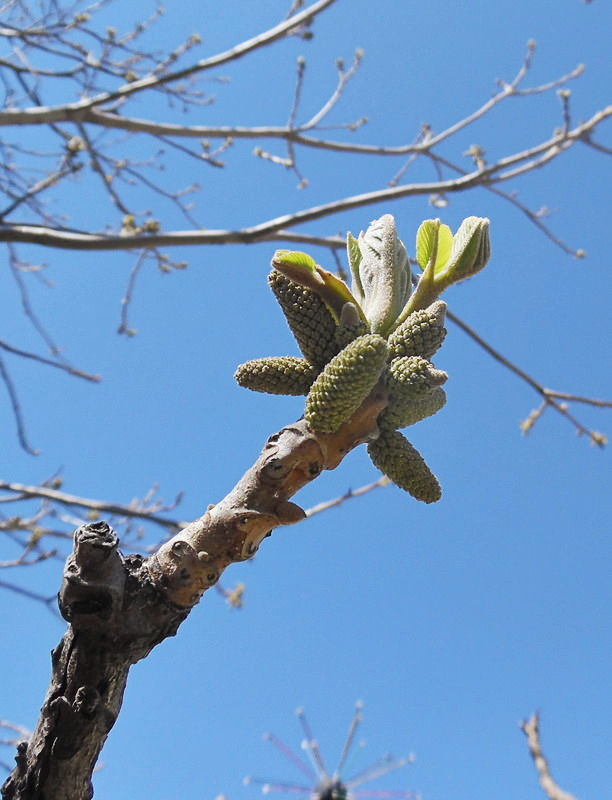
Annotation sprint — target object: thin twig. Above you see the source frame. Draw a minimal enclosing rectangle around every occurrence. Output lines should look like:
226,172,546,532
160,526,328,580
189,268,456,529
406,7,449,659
0,579,59,615
0,721,30,740
0,549,57,568
304,476,390,517
0,480,185,530
521,714,579,800
7,243,74,364
0,339,100,382
117,250,147,336
0,351,39,455
301,49,364,130
1,106,609,251
0,159,76,218
447,310,608,445
544,390,612,407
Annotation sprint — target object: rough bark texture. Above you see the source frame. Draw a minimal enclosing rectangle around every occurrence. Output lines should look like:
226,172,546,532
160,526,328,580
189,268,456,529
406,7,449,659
2,384,388,800
2,523,189,800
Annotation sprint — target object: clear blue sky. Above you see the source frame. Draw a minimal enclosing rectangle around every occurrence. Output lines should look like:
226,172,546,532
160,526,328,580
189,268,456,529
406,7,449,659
1,1,610,799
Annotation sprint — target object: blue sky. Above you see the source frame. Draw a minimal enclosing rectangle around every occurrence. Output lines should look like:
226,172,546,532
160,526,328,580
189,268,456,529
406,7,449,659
1,1,610,799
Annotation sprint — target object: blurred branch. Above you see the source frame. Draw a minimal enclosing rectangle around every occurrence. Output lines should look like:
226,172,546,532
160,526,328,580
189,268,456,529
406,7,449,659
0,480,186,531
521,714,580,800
0,339,100,382
0,579,58,614
0,351,39,456
0,720,31,766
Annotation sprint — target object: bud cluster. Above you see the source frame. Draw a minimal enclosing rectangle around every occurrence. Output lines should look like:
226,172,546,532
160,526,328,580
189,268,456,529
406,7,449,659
234,214,491,503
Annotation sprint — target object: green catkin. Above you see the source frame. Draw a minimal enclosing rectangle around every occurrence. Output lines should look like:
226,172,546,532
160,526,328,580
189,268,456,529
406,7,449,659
234,356,317,396
305,334,388,432
367,429,441,503
268,270,339,369
379,386,447,431
334,319,370,350
388,301,447,359
386,356,448,400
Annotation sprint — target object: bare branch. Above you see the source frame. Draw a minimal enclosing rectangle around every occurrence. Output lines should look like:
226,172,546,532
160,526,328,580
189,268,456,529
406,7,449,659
544,390,612,408
117,250,147,336
8,243,76,365
0,480,185,531
301,48,364,130
0,105,608,253
0,339,100,382
304,476,390,517
0,579,58,613
0,0,340,124
0,549,57,568
447,311,609,445
521,714,580,800
0,351,39,456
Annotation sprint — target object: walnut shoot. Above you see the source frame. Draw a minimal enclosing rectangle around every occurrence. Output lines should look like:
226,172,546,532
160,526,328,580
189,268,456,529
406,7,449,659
235,214,492,502
271,249,366,324
404,216,491,317
348,213,412,336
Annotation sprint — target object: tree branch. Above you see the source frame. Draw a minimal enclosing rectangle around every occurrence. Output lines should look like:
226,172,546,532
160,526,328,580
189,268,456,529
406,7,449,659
1,106,609,252
1,378,388,797
0,481,185,531
0,0,339,127
521,714,580,800
447,310,609,445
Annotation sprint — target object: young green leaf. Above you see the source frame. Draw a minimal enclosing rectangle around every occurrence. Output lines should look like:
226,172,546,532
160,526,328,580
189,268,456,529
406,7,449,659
272,249,318,272
435,217,490,285
415,219,452,272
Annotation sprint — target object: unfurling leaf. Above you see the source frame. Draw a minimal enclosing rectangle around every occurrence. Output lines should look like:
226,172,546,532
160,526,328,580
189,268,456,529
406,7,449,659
271,251,365,323
415,219,452,273
271,249,318,275
352,214,411,335
435,216,490,285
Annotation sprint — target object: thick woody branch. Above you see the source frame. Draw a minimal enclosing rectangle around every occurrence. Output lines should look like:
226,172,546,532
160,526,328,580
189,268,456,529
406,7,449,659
1,523,189,800
1,384,387,796
148,384,388,607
